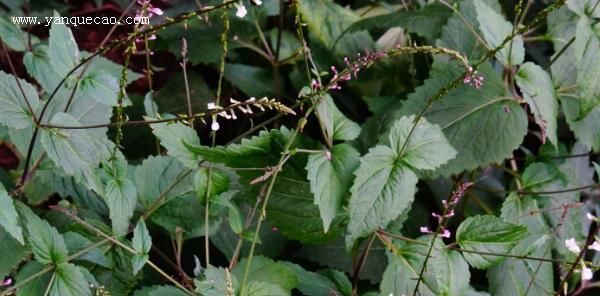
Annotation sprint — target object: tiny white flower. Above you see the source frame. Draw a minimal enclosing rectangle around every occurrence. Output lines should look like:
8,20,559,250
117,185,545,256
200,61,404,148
586,212,596,221
582,266,593,280
207,102,217,109
235,3,247,18
211,120,220,131
565,238,581,253
590,241,600,252
252,0,262,5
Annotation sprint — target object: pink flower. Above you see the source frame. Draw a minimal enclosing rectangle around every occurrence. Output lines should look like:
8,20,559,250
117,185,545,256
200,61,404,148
149,7,163,16
586,212,596,221
325,151,332,161
589,241,600,252
420,226,432,234
1,277,12,287
463,66,484,89
582,265,593,281
565,238,581,253
440,229,451,238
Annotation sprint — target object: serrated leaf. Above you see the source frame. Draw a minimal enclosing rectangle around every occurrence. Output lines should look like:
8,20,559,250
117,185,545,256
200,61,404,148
347,115,454,242
306,144,360,232
150,121,202,168
105,179,137,237
456,215,528,269
245,281,290,296
515,62,559,146
15,261,53,296
23,45,65,91
135,156,195,210
347,3,452,40
561,95,600,151
396,60,528,176
0,70,39,129
49,263,92,296
0,227,30,278
64,232,111,268
566,0,600,17
232,256,298,292
0,17,39,51
315,94,361,144
134,285,190,296
79,69,119,106
0,184,24,244
574,16,600,114
25,212,69,264
283,263,348,296
380,237,470,296
195,265,236,296
48,11,80,77
224,64,276,97
296,0,373,56
474,1,524,66
488,193,554,296
132,219,151,275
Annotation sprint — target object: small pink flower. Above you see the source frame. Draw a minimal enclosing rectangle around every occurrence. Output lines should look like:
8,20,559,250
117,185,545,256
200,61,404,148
589,241,600,252
440,229,451,238
271,227,278,232
1,277,12,287
149,7,163,16
420,226,432,234
325,151,332,161
586,212,596,221
565,238,581,253
582,266,593,281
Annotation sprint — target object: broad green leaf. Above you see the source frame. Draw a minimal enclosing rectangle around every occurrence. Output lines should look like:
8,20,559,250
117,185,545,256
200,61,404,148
387,115,457,171
64,232,112,268
195,265,236,296
347,146,418,242
152,194,216,238
79,69,119,106
548,6,579,88
315,94,361,144
346,3,452,40
0,227,29,278
0,184,24,244
306,144,360,232
49,263,92,296
0,70,39,129
283,263,348,296
41,113,108,194
25,212,69,264
297,0,373,56
474,1,524,66
48,11,80,77
456,215,528,269
515,62,558,146
574,16,600,114
244,281,290,296
135,156,195,210
151,121,202,168
132,219,152,275
15,261,53,296
232,256,298,292
438,0,501,59
0,17,39,51
396,60,528,176
135,285,191,296
566,0,600,17
105,178,137,237
561,95,600,151
488,193,554,296
380,237,470,296
347,115,454,242
23,45,63,91
224,64,276,97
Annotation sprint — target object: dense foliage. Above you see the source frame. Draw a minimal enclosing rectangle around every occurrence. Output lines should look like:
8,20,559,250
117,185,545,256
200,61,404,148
1,0,600,295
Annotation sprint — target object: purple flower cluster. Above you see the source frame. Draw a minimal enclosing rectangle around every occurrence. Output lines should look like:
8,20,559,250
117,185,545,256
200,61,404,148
420,182,474,238
134,1,164,46
328,51,388,90
463,66,484,89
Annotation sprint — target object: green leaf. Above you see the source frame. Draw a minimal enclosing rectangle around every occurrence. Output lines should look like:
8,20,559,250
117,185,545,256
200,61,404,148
135,285,191,296
15,261,53,296
566,0,600,17
23,45,63,91
0,17,39,51
232,256,298,292
135,156,195,210
346,4,452,40
474,1,524,66
105,178,137,237
488,193,554,296
515,62,559,146
40,113,108,194
244,281,290,296
438,0,501,59
49,263,92,296
48,11,80,77
380,237,470,296
561,95,600,151
387,115,457,171
315,94,361,144
78,69,119,106
456,215,528,269
132,219,152,275
296,0,373,56
150,121,202,168
64,232,111,268
283,263,348,296
25,212,69,264
223,64,276,97
396,60,528,176
347,115,454,242
0,184,24,244
0,227,30,278
306,144,360,232
195,265,236,296
574,16,600,114
0,70,39,129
